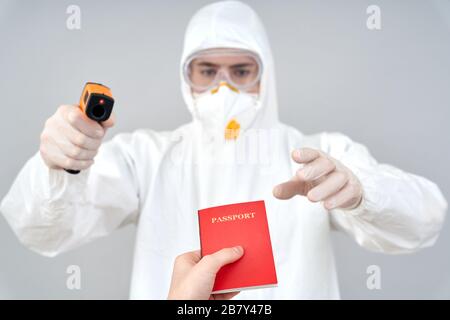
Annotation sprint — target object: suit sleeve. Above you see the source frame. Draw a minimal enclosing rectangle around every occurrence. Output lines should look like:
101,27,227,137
0,133,140,257
325,133,448,254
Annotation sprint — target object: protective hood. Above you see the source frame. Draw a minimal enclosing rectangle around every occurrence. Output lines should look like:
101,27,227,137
180,0,279,130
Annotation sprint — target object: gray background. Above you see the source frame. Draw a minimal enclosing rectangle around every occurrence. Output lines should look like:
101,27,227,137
0,0,449,299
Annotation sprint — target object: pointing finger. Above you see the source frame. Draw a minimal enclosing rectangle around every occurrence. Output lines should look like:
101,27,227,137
273,178,305,200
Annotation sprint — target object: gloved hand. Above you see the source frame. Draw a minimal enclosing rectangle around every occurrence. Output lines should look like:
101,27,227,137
273,148,363,210
39,105,115,171
168,246,244,300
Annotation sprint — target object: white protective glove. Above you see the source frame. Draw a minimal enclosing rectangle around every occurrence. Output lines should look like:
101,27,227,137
39,105,115,171
273,148,363,210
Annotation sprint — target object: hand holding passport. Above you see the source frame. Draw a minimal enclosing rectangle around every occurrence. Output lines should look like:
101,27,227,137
169,200,277,300
168,246,245,300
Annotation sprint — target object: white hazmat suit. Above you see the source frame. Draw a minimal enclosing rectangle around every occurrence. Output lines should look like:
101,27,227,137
1,1,447,299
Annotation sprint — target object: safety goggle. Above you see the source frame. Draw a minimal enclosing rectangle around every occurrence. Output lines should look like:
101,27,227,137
183,48,263,93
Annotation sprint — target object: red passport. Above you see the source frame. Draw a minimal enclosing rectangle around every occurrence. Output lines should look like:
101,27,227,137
198,200,278,294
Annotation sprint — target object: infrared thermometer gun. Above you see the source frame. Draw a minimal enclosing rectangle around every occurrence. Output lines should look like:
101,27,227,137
65,82,115,174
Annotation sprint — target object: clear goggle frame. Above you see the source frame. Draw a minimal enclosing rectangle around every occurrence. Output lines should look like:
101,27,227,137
183,48,263,93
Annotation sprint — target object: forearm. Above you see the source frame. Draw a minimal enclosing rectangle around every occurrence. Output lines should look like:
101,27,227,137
1,134,140,256
331,163,448,253
1,152,79,256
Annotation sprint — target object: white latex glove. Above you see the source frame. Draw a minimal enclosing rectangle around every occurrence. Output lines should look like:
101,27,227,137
168,247,244,300
39,105,115,171
273,148,363,210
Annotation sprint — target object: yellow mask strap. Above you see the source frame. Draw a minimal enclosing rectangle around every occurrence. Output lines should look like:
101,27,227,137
211,82,240,95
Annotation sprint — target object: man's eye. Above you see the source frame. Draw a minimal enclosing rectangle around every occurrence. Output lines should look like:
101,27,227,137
234,69,251,77
200,69,217,77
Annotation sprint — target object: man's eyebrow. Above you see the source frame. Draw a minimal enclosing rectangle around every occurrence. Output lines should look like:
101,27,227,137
195,62,220,67
194,62,256,68
230,63,255,68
